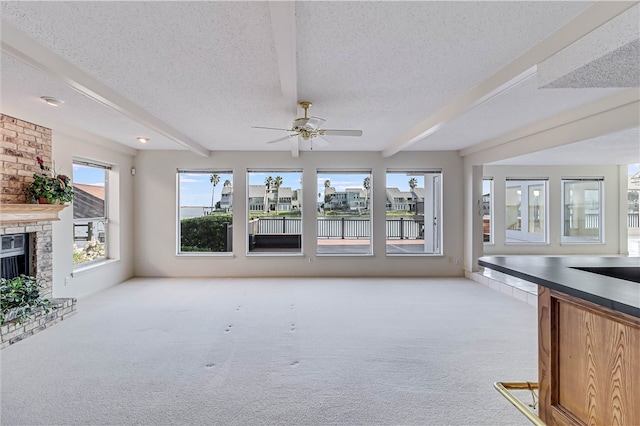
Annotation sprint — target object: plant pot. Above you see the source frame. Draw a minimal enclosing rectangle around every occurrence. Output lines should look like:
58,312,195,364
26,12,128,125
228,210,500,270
38,197,60,205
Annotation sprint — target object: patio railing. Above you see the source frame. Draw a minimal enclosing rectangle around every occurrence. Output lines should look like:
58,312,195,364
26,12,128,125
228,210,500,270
248,217,423,239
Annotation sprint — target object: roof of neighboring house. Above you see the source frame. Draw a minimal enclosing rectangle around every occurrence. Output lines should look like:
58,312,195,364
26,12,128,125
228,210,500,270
386,188,412,200
74,183,105,200
277,187,293,198
221,186,232,195
73,184,105,219
248,185,265,198
325,187,336,195
412,188,425,200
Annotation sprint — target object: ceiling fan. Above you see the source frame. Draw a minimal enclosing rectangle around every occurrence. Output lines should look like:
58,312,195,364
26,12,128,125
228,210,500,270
253,102,363,147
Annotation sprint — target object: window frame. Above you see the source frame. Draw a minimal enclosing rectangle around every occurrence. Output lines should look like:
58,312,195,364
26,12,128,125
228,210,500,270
72,159,111,268
483,178,494,245
316,169,373,257
561,178,604,244
176,169,234,256
246,169,303,256
504,179,549,244
385,169,443,256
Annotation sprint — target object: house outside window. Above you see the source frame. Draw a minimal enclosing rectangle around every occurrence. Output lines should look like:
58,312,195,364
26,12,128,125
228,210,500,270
247,170,302,254
177,170,233,254
72,160,110,266
562,179,603,243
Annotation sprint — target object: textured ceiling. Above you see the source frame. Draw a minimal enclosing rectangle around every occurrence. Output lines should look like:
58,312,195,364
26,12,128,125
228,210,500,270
0,1,637,163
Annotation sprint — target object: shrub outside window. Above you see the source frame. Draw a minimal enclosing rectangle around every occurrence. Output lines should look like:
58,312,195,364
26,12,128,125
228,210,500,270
178,170,233,254
73,161,109,266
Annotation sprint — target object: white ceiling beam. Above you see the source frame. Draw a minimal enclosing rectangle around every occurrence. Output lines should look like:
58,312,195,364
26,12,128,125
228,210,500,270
461,89,640,166
269,1,298,116
269,1,298,158
381,0,639,158
460,88,640,158
1,20,210,157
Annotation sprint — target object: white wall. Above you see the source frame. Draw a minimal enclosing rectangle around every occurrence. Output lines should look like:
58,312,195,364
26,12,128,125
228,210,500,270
133,150,465,277
52,132,136,298
482,165,625,255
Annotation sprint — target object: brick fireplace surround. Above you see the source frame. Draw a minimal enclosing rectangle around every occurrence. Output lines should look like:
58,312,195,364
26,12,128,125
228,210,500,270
1,114,76,349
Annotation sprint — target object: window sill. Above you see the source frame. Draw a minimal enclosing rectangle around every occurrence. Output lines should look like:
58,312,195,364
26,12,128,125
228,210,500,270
246,252,304,257
385,253,443,257
176,252,235,258
72,258,119,276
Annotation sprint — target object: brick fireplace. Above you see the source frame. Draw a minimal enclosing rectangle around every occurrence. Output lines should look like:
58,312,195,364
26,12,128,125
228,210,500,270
1,114,76,349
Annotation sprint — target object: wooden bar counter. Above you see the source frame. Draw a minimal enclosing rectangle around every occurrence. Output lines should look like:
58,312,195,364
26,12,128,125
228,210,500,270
478,256,640,426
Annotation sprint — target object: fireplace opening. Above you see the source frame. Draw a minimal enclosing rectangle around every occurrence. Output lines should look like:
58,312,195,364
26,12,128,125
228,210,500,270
1,233,31,280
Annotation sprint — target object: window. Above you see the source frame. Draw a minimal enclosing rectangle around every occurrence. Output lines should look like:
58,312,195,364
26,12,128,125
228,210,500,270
177,170,233,254
72,160,109,266
317,170,372,255
483,178,493,244
247,170,302,254
505,179,547,243
562,179,603,243
386,170,442,255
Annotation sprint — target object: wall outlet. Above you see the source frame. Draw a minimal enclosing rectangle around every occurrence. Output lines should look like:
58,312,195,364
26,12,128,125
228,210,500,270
64,277,70,286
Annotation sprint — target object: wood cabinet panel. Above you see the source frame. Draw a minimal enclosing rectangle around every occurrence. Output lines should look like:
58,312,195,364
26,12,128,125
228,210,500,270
539,287,640,426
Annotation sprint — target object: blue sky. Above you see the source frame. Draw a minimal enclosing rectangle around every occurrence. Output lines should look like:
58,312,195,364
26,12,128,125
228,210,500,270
74,164,640,207
72,164,105,186
174,171,426,207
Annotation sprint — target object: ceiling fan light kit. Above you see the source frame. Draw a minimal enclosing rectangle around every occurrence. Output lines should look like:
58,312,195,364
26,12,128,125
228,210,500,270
254,101,363,147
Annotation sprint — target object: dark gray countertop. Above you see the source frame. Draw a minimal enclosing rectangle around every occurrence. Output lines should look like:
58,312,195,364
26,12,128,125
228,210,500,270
478,256,640,318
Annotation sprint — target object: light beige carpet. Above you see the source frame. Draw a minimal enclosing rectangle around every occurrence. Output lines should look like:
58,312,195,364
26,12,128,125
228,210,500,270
1,277,537,425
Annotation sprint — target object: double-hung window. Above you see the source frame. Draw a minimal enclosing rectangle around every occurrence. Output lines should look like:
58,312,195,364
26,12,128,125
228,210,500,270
72,160,110,266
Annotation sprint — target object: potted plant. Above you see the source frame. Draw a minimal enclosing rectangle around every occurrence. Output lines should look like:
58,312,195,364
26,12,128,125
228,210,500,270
0,275,52,325
24,156,74,204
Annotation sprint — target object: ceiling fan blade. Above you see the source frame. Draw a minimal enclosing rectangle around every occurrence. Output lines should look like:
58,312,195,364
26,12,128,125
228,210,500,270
266,134,298,144
253,126,294,131
322,129,363,137
305,116,326,130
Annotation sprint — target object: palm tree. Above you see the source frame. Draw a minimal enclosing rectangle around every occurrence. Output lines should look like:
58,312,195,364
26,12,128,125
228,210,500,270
223,179,231,188
363,176,371,210
409,177,418,192
409,177,419,212
210,173,220,210
324,179,331,209
264,176,273,213
273,176,283,214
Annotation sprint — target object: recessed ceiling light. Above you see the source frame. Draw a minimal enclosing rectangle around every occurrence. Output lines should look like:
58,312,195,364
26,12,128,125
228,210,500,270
137,137,150,144
40,96,64,107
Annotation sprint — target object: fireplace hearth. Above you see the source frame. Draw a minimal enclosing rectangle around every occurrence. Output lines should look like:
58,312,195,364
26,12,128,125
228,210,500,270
1,222,76,349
